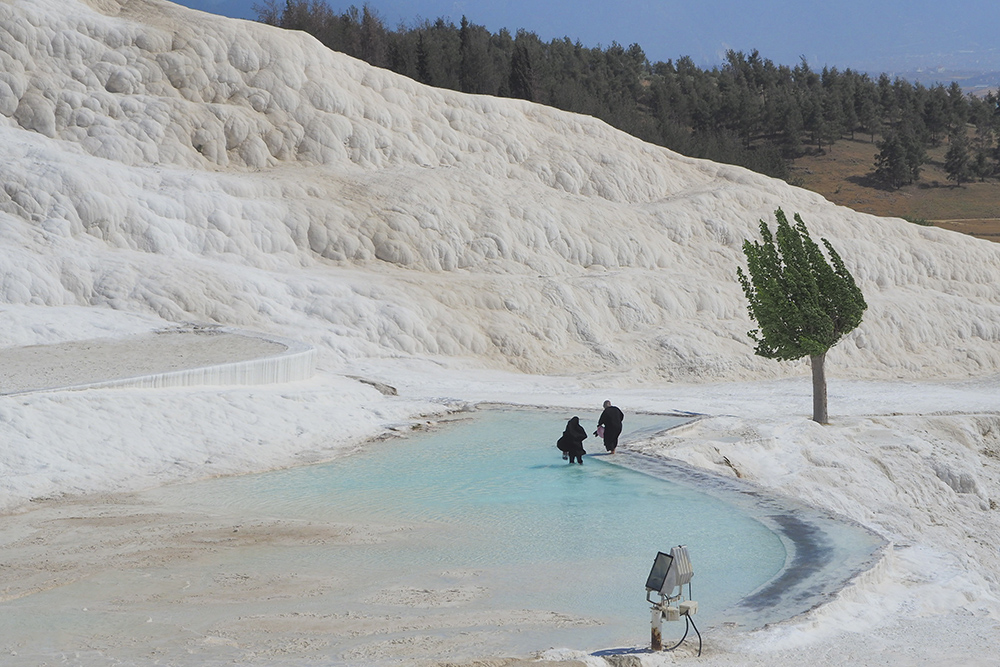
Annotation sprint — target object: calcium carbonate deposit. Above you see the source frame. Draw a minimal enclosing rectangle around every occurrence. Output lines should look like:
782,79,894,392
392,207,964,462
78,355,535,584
1,1,999,666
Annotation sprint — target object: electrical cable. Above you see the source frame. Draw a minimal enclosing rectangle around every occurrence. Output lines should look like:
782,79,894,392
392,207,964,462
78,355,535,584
664,611,702,656
688,612,702,656
665,616,690,652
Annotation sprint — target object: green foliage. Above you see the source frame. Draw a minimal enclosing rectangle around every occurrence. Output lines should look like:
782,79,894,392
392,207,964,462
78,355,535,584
873,134,910,189
253,2,1000,185
944,128,972,185
874,132,924,189
508,42,534,101
737,209,867,361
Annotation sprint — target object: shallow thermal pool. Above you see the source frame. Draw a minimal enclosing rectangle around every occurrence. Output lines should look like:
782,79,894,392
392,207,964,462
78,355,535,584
182,408,784,636
2,406,883,664
156,406,882,650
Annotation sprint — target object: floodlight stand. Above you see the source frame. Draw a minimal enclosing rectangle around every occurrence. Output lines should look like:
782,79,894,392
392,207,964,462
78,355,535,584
646,589,668,651
651,603,663,651
645,546,699,654
647,588,698,653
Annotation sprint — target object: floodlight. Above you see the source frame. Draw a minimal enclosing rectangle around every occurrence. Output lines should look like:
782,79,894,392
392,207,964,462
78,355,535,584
645,545,693,597
644,545,700,655
645,551,673,593
662,545,693,597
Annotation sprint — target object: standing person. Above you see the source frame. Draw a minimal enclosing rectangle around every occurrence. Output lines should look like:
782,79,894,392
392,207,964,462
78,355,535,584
597,400,624,454
559,416,588,464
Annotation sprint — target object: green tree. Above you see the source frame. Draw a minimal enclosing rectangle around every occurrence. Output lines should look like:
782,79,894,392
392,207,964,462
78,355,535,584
901,131,927,182
458,16,493,94
415,32,432,84
820,66,847,147
923,84,950,143
873,132,924,188
971,148,990,181
944,127,971,185
947,81,969,132
873,133,910,188
508,42,534,100
856,82,882,142
775,90,804,154
737,209,867,423
358,5,388,67
252,2,984,186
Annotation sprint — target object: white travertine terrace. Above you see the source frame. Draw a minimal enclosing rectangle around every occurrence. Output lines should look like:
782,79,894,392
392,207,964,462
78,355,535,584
2,1,1000,665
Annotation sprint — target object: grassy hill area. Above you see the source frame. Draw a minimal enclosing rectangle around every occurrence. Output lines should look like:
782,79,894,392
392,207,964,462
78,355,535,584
791,138,1000,242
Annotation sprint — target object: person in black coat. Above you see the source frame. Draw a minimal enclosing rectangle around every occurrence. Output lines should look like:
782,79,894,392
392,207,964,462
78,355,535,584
557,416,588,464
597,400,624,453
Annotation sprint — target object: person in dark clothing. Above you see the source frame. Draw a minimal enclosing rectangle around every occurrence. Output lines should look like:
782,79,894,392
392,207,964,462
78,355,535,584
558,416,588,464
597,400,624,453
556,427,570,459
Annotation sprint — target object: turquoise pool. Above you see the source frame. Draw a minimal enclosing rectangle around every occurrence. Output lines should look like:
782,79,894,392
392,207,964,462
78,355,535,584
151,406,826,651
0,406,884,662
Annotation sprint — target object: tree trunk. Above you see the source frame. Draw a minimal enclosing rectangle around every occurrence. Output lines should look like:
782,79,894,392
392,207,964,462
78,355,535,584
810,352,828,423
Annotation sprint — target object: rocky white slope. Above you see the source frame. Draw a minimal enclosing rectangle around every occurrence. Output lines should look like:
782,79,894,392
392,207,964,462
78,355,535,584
2,0,999,383
2,2,1000,665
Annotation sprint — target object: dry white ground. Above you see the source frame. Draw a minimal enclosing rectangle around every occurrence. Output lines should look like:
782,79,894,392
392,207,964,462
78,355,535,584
0,328,285,394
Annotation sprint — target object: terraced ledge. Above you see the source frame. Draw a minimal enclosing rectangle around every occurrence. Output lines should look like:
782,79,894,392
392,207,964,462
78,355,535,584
0,326,316,396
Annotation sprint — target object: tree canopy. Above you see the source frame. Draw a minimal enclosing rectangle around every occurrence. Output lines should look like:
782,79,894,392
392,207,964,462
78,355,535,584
254,1,1000,186
737,209,867,422
944,127,972,185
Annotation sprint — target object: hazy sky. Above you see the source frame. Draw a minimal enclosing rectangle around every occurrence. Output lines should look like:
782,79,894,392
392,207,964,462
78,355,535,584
173,0,1000,73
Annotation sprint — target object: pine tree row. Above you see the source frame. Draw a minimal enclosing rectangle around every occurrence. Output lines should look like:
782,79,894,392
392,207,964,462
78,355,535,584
255,1,1000,187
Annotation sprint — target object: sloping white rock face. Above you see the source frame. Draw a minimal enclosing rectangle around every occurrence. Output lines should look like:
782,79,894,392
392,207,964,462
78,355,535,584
2,0,999,380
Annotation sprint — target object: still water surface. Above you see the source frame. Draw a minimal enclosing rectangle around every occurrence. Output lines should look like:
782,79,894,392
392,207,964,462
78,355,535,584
160,407,788,647
1,407,883,662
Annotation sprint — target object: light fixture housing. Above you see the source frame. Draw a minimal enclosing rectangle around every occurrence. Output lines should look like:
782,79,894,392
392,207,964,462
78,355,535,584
645,545,693,597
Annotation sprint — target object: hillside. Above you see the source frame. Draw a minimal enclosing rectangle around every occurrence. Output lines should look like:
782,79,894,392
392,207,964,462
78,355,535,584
793,138,1000,242
1,0,1000,387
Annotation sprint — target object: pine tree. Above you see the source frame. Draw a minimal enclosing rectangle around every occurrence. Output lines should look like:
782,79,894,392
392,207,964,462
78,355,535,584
457,16,497,94
923,85,950,143
944,127,971,186
873,134,910,189
737,209,867,423
947,81,969,132
458,16,476,93
359,5,388,68
850,76,880,143
251,3,986,186
415,32,431,84
508,43,534,101
972,148,990,181
901,131,926,183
